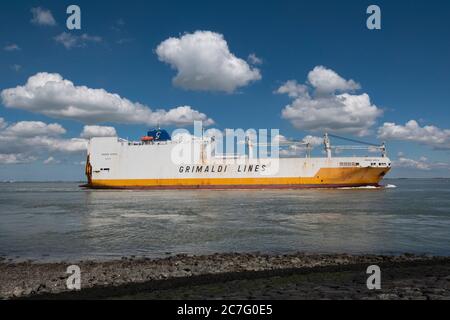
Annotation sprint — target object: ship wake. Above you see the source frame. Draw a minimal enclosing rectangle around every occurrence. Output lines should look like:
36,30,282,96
338,184,397,190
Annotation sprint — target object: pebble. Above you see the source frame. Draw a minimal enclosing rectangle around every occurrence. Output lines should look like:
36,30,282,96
1,252,449,300
12,287,24,297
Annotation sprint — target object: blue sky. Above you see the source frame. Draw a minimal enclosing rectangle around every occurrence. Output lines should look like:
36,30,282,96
1,0,449,180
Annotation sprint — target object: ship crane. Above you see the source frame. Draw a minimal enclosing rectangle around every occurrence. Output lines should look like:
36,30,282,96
326,133,387,158
246,139,314,158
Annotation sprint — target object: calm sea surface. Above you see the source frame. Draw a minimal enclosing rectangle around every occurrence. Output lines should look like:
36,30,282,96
0,179,449,262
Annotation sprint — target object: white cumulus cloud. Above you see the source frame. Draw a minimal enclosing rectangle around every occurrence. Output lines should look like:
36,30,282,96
0,154,37,165
378,120,450,150
1,72,214,126
395,157,431,170
0,118,87,165
156,31,261,93
307,66,360,94
0,118,7,129
43,156,61,165
394,156,449,171
54,32,102,49
80,125,117,138
277,66,382,136
3,121,66,137
302,135,323,146
275,80,308,98
4,44,21,51
248,53,263,65
30,7,56,26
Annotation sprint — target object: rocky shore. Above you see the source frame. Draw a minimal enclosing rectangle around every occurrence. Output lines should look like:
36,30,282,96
1,253,449,300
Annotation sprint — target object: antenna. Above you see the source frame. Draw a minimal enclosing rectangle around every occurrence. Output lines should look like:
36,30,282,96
202,121,204,140
324,132,332,158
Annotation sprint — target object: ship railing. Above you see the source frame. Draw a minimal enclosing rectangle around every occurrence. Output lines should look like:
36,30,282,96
125,140,175,146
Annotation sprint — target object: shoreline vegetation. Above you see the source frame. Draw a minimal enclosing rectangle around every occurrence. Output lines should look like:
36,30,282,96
1,252,449,300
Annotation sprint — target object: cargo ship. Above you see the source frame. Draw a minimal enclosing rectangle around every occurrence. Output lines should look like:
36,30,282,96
84,129,391,189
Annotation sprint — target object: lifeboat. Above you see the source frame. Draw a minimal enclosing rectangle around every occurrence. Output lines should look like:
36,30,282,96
141,136,154,143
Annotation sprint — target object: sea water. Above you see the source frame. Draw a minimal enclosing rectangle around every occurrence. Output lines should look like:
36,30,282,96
0,179,449,261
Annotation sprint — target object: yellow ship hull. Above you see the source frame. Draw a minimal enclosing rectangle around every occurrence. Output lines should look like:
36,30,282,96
87,167,390,189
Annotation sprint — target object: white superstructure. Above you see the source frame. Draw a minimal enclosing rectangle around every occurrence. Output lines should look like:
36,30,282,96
85,131,391,189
